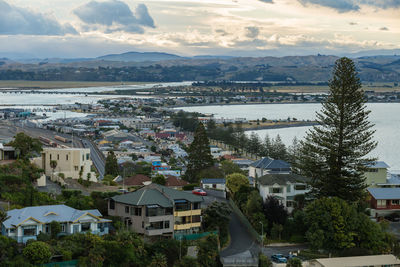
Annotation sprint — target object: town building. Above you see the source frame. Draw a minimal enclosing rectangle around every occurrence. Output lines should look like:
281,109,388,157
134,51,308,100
308,254,400,267
367,187,400,218
0,143,16,160
201,178,226,191
365,161,390,186
108,184,203,237
257,173,310,212
1,205,110,243
34,147,97,182
249,157,291,178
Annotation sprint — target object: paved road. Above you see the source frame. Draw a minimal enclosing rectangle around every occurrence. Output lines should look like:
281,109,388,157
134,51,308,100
262,245,308,258
220,212,258,257
82,139,105,179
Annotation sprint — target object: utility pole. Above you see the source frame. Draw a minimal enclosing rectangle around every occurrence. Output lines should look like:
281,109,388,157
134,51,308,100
259,221,264,249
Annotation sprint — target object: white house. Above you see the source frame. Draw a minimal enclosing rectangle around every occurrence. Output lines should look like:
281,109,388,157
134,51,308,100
249,157,291,178
201,178,226,191
257,173,310,212
1,205,111,243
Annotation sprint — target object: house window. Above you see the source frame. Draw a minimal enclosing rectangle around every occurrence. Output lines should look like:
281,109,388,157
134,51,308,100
164,221,170,229
192,215,201,223
9,228,16,234
377,200,386,208
125,206,129,213
286,185,291,193
135,207,142,216
271,187,282,194
294,185,306,191
45,224,50,233
368,168,378,173
66,155,68,161
193,202,200,210
142,222,144,228
50,154,52,160
392,200,400,205
61,224,66,232
74,166,79,171
57,154,59,160
86,153,90,160
23,226,36,236
81,223,91,232
73,225,79,233
109,199,115,210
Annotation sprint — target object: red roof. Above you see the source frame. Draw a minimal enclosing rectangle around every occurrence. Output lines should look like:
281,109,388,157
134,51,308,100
120,174,151,186
165,176,188,187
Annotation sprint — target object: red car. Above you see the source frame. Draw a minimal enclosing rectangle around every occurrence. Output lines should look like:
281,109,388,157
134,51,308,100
192,189,207,196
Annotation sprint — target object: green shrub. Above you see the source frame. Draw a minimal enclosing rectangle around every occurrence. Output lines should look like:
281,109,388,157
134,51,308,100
183,184,197,191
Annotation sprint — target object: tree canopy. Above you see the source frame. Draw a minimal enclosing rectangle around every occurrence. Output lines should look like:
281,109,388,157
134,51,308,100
185,123,214,183
9,132,42,161
226,173,249,195
105,151,119,177
297,57,377,202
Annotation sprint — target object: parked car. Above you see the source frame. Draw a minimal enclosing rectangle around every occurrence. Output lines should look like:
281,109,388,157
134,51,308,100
192,189,207,196
384,213,400,222
271,254,287,263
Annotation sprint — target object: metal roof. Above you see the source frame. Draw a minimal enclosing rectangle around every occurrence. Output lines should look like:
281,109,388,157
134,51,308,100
3,204,109,229
250,157,291,170
367,161,390,169
201,178,226,184
368,188,400,200
112,184,203,207
258,173,309,186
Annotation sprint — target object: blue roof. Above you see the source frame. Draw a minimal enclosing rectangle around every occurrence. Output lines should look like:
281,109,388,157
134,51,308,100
367,161,390,169
3,204,109,229
368,188,400,200
201,178,226,184
250,157,291,170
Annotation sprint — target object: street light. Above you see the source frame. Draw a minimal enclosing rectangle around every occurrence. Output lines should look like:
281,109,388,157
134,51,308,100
259,221,264,248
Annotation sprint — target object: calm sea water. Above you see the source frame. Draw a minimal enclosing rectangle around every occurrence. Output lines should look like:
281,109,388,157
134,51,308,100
179,103,400,170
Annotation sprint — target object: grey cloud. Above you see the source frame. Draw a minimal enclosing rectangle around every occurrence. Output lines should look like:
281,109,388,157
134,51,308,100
298,0,400,12
349,22,357,25
246,27,260,38
380,27,389,31
74,0,155,33
298,0,360,12
259,0,274,3
0,0,77,35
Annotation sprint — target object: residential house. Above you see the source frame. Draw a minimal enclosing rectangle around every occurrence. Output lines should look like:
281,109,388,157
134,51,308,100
257,173,310,212
367,188,400,218
108,184,203,237
249,157,291,178
365,161,390,187
308,254,400,267
34,147,97,182
201,178,226,191
120,174,152,187
1,205,110,243
165,176,188,189
0,143,16,160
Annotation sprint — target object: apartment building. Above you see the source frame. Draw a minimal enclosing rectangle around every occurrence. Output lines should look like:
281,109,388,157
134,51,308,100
38,147,97,182
108,184,203,237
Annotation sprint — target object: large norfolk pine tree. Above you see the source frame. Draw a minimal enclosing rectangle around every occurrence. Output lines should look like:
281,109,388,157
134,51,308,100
298,57,377,202
185,123,214,183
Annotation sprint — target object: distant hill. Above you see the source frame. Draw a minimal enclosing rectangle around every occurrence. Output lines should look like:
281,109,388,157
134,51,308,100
97,51,183,62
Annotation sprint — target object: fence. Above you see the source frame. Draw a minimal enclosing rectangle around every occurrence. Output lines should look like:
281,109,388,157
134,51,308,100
174,230,218,241
228,199,261,243
43,260,78,267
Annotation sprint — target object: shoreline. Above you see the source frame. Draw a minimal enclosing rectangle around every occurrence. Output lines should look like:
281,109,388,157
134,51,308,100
242,121,317,131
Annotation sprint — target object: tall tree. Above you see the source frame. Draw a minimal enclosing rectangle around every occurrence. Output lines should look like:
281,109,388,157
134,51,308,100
185,123,214,183
105,151,119,177
297,57,377,202
9,132,42,161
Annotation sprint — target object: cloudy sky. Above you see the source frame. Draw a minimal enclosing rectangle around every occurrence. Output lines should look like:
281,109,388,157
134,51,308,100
0,0,399,58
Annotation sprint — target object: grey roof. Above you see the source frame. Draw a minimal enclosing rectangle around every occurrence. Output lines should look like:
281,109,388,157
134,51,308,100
112,184,203,207
367,161,390,169
368,188,400,200
201,178,226,184
3,204,109,229
258,173,310,186
250,157,291,170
